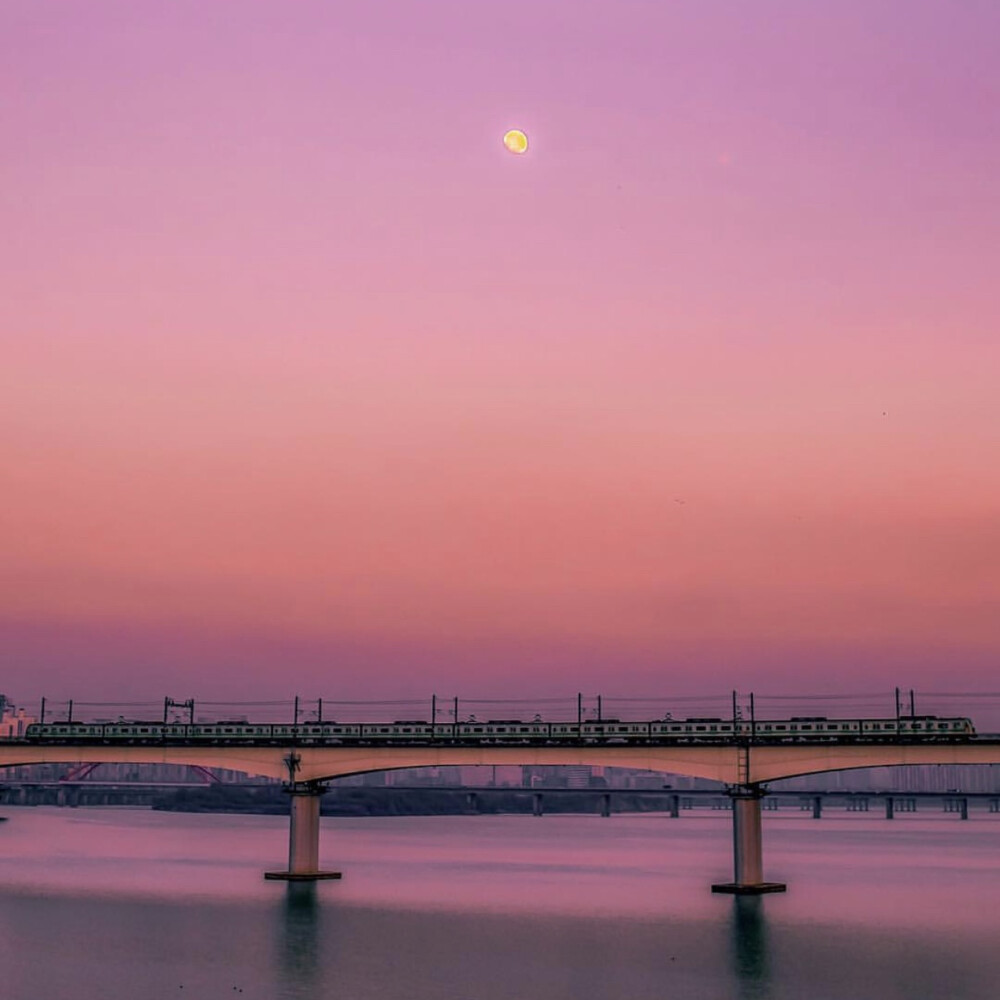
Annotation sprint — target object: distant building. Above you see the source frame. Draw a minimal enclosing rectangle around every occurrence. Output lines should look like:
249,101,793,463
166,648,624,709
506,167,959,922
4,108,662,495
0,705,35,738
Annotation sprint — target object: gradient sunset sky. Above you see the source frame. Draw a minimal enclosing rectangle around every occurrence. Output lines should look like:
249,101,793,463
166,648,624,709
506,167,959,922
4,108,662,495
3,2,999,701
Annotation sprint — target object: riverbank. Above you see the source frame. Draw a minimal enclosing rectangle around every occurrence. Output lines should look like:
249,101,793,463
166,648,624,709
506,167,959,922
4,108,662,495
152,785,678,816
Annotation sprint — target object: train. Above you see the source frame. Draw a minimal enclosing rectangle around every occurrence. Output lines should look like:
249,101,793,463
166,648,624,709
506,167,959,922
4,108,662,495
20,715,976,745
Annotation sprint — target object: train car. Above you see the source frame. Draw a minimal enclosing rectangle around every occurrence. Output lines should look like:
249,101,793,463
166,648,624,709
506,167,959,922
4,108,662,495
898,716,973,739
456,720,550,743
21,721,105,743
356,721,433,742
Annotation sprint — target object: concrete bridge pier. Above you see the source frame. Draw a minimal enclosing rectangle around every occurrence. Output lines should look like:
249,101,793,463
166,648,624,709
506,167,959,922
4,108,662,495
712,785,786,896
265,782,341,882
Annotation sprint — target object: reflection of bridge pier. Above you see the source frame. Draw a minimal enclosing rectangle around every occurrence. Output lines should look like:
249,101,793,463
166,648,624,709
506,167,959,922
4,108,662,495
729,895,772,999
278,881,322,993
713,784,786,895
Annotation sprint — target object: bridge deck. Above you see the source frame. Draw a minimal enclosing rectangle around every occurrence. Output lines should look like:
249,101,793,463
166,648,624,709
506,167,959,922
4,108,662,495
4,737,1000,785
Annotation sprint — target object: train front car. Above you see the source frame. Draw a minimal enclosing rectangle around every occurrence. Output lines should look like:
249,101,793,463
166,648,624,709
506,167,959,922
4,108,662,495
898,716,976,741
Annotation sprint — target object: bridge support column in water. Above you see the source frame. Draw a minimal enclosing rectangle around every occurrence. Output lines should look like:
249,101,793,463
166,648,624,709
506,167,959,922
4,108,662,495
265,781,342,882
712,784,786,895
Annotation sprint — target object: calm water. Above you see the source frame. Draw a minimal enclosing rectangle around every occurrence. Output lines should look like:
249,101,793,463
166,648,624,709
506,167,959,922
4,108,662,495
2,806,1000,999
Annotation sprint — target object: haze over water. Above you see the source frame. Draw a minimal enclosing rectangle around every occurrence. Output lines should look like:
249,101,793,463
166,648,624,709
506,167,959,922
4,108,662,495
3,807,1000,1000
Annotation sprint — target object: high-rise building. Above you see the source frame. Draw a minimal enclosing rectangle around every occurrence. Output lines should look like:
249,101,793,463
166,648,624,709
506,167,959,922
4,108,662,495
0,704,35,738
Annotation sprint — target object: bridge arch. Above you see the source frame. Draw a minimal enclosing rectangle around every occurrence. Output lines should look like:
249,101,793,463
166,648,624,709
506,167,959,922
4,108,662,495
5,741,1000,788
746,743,1000,784
0,743,742,785
0,746,291,782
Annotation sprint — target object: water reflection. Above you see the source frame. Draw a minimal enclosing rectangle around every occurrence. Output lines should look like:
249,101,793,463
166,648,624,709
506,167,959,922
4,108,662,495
278,883,321,997
729,897,771,1000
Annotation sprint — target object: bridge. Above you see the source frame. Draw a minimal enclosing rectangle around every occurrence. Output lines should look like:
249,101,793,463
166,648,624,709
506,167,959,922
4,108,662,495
5,733,1000,893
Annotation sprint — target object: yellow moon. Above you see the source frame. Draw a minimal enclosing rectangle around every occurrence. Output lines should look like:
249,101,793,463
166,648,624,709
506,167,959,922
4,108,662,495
503,129,528,154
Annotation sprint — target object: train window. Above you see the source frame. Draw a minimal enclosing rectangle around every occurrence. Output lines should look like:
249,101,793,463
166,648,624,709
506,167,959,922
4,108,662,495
670,726,682,732
801,725,812,731
695,725,706,732
763,725,772,731
775,725,786,731
473,727,483,733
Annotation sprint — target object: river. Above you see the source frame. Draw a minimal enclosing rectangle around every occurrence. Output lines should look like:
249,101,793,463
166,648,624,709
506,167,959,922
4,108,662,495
1,806,999,999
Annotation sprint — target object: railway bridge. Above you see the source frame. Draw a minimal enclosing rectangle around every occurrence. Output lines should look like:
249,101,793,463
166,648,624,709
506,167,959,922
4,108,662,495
5,737,1000,893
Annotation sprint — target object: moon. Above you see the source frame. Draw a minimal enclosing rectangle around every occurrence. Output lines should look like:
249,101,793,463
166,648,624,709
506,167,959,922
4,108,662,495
503,129,528,155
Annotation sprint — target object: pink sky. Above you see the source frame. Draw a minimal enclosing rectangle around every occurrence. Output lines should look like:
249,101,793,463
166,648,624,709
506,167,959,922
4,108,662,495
3,2,999,701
